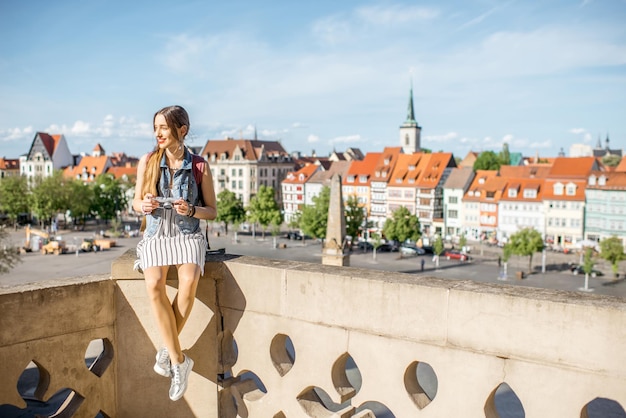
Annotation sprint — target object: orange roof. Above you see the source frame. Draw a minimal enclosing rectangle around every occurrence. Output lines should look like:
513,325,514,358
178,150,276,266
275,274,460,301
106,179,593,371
615,156,626,173
343,152,380,186
500,178,545,202
548,157,598,179
587,171,626,190
64,155,110,181
283,164,319,184
106,166,137,180
499,165,550,178
389,153,423,186
371,147,402,182
464,170,499,201
415,152,454,188
542,179,586,200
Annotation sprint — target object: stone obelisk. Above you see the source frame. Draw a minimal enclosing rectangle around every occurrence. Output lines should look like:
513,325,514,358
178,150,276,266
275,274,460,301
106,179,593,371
322,174,350,266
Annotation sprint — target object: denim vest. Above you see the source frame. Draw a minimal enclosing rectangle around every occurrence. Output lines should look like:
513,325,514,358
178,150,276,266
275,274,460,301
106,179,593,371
143,149,201,238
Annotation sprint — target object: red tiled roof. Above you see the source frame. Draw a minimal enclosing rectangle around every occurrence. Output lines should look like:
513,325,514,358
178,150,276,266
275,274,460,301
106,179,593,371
200,139,290,162
283,164,319,184
343,153,380,186
548,157,598,179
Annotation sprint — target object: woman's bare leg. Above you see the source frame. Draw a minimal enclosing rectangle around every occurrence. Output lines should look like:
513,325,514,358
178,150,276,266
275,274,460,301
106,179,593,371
144,265,181,365
170,263,201,363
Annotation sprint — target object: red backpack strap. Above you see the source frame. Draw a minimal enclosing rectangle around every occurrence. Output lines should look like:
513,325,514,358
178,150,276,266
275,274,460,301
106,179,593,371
192,154,205,185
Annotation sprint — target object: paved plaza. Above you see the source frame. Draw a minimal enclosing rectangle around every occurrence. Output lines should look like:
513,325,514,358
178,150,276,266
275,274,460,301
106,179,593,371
2,226,625,299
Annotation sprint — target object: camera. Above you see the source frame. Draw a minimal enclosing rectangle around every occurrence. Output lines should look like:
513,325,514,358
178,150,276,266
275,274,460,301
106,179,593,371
154,196,177,210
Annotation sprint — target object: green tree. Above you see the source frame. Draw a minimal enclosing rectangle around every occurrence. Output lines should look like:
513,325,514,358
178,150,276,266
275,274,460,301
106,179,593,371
599,236,625,277
30,171,67,228
299,186,330,240
458,233,467,250
0,176,30,228
507,228,544,274
216,189,246,235
473,151,501,171
288,211,301,230
247,185,282,238
433,235,444,256
67,180,94,230
499,143,511,166
345,195,365,240
0,226,20,274
91,174,127,223
300,186,330,239
382,206,421,243
602,154,621,167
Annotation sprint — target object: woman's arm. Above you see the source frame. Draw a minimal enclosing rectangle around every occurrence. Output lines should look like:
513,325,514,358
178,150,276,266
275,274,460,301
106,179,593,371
132,154,152,213
193,161,217,220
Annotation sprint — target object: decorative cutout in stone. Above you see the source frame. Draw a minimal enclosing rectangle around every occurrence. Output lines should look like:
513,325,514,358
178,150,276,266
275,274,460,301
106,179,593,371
17,360,49,401
219,370,267,417
218,329,238,371
353,401,396,417
2,387,85,418
84,338,113,377
270,334,295,376
484,382,525,418
581,397,626,418
332,353,362,403
296,386,354,417
273,412,287,418
403,360,438,409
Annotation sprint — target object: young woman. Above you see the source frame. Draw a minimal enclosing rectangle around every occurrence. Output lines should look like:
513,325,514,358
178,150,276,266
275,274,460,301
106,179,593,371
132,105,217,401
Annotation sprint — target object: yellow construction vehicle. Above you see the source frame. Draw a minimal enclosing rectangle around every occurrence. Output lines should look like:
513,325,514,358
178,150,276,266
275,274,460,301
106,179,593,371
22,225,68,255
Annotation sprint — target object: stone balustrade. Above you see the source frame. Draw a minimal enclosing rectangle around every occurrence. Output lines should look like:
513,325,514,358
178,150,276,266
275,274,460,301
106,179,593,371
1,249,625,417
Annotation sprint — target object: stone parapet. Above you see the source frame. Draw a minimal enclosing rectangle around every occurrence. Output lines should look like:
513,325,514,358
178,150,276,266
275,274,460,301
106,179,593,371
0,249,624,417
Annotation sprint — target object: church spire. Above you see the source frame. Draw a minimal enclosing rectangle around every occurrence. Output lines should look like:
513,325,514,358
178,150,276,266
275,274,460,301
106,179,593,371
405,80,417,125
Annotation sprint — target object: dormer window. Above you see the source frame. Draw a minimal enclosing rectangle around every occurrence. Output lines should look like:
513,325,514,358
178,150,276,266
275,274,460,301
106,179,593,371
475,191,481,197
478,177,485,184
468,191,474,197
382,171,388,177
598,175,606,186
359,175,368,183
523,189,537,198
347,175,355,183
384,158,390,165
396,178,402,183
588,175,596,186
554,182,564,195
409,165,416,171
375,171,380,177
566,183,576,196
508,188,517,198
409,178,415,184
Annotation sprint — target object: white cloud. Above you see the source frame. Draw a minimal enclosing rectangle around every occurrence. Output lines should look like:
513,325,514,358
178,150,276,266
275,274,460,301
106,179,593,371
423,132,458,143
329,134,362,144
307,134,319,143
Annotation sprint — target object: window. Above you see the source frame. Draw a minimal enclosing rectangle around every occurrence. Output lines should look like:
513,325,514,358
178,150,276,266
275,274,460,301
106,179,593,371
231,169,236,176
448,209,458,219
449,196,458,204
553,182,564,195
566,183,576,196
508,188,517,198
523,189,537,198
231,180,236,188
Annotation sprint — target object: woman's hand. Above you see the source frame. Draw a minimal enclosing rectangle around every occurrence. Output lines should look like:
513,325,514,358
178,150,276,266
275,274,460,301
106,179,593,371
173,198,193,217
142,193,156,214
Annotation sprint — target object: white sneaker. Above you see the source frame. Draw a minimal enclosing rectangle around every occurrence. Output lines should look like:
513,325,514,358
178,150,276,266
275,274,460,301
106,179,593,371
154,347,171,377
169,354,194,401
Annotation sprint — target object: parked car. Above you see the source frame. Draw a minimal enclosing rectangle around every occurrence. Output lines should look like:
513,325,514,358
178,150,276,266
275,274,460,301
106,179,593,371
285,231,303,240
378,241,399,252
443,250,471,261
400,243,425,256
357,241,374,252
570,265,603,277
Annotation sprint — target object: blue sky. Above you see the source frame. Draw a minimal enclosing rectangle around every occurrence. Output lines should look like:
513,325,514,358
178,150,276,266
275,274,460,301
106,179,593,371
0,0,625,160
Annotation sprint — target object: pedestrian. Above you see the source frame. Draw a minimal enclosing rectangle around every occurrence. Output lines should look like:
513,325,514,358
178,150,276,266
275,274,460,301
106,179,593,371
132,105,217,401
421,258,425,271
498,256,501,267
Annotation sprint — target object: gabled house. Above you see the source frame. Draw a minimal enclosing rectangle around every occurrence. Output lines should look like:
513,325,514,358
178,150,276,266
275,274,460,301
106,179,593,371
414,153,456,236
584,171,626,244
64,155,113,183
306,161,351,206
498,178,546,243
0,157,20,178
387,153,424,216
442,167,475,238
542,157,599,249
462,170,499,240
281,164,320,223
342,153,380,220
370,147,402,228
200,138,294,206
20,132,73,180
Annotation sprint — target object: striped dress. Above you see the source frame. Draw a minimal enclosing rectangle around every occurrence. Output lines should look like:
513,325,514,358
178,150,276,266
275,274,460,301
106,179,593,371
134,207,207,275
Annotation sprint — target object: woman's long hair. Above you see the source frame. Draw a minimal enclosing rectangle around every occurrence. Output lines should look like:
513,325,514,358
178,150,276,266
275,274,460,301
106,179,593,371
141,105,190,197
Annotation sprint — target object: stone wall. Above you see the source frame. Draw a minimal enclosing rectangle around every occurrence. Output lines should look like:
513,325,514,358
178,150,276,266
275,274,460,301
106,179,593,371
1,249,625,417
